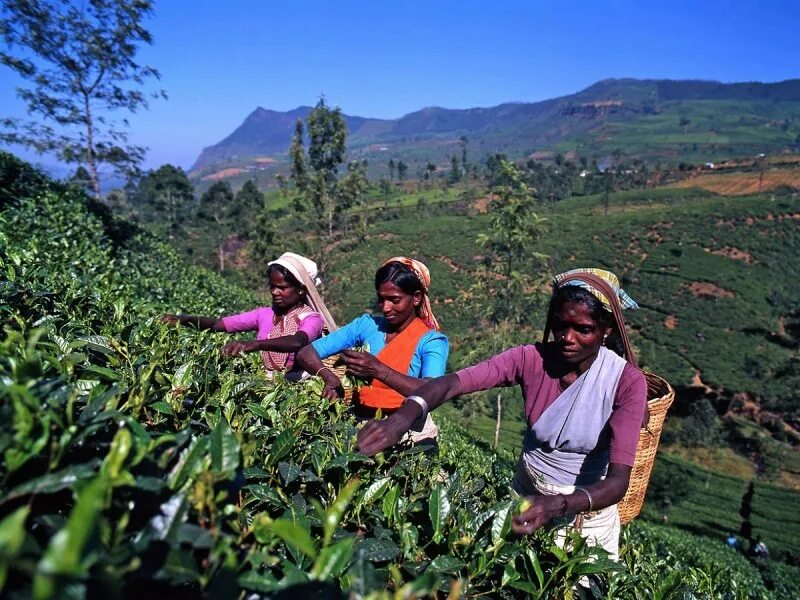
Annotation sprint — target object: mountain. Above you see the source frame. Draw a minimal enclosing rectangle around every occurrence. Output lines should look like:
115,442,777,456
190,78,800,181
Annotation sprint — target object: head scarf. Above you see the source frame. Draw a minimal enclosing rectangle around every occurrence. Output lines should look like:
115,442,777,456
553,268,639,312
548,267,638,366
381,256,440,331
268,252,322,287
268,252,338,332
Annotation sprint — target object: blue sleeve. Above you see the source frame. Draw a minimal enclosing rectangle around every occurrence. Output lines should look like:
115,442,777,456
311,314,373,359
418,331,449,378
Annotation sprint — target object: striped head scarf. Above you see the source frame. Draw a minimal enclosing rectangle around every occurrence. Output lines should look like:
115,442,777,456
553,268,639,312
382,257,441,331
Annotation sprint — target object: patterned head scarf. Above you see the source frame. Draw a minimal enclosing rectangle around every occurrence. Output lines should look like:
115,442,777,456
553,268,639,312
381,257,441,331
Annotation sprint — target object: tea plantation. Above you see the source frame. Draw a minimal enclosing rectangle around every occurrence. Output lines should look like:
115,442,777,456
2,153,799,597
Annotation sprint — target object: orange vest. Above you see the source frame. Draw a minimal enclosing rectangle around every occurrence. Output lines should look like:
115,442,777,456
357,318,431,410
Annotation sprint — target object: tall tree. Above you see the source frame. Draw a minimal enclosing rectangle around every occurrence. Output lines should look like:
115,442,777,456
388,158,396,181
235,179,264,216
448,154,461,184
289,119,307,195
396,160,408,181
474,160,548,447
288,98,348,241
338,159,370,240
135,164,194,239
0,0,164,197
460,135,469,176
197,181,235,272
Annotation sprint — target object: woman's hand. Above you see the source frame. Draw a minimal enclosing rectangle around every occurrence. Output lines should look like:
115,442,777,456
341,349,389,380
511,495,565,535
221,340,258,357
321,370,344,401
357,408,418,455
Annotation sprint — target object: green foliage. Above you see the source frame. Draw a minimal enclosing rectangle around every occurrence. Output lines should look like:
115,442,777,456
4,154,800,597
474,160,548,325
134,164,195,238
290,98,350,241
0,153,610,598
197,181,236,271
0,0,164,196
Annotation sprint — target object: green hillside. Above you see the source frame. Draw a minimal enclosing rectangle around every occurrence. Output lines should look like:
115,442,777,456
190,78,800,185
8,152,800,596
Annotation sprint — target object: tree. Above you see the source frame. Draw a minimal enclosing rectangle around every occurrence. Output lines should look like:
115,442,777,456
288,98,348,241
388,158,396,181
448,154,461,184
235,179,264,216
0,0,164,197
197,181,235,272
135,165,194,239
474,161,548,447
460,135,469,176
289,119,307,194
69,166,93,194
396,160,408,181
338,159,370,240
248,206,281,288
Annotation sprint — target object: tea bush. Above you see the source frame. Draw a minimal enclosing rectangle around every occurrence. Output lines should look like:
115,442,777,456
0,154,792,597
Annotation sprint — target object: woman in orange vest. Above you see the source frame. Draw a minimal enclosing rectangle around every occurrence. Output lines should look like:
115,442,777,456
296,257,448,449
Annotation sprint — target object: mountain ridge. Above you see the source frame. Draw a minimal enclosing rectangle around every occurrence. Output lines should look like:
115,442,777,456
191,77,800,177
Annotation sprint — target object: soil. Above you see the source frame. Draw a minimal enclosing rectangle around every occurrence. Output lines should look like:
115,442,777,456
686,281,736,299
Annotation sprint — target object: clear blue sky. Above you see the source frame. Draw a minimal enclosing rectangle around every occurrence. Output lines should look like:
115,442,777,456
1,0,799,171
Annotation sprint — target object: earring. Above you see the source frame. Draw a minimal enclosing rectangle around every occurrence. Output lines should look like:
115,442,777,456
603,334,609,346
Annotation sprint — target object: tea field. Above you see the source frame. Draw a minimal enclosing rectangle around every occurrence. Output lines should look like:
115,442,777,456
2,152,800,597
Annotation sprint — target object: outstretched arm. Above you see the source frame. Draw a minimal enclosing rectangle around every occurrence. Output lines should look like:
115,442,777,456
162,314,226,331
296,345,343,400
357,374,462,455
511,463,632,535
220,332,310,357
340,349,431,397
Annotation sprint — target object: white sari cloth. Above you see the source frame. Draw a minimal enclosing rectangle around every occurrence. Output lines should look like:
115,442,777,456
514,346,627,559
514,465,621,560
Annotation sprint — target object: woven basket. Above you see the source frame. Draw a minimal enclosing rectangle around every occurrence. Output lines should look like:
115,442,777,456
618,371,675,525
321,354,353,403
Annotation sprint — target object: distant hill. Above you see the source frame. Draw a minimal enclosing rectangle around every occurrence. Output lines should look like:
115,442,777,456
190,78,800,183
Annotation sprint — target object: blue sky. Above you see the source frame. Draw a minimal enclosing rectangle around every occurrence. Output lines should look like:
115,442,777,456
1,0,799,171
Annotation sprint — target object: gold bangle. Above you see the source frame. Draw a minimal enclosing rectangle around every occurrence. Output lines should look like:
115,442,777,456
315,366,331,378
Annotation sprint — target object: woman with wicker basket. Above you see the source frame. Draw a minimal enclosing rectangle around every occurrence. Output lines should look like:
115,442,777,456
357,268,647,559
296,257,448,451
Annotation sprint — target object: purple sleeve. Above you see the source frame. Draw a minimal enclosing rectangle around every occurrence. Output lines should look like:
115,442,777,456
221,307,266,333
297,313,324,342
456,346,532,395
608,364,648,467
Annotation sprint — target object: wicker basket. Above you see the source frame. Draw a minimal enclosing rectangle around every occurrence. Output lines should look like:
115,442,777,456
617,371,675,525
321,354,353,403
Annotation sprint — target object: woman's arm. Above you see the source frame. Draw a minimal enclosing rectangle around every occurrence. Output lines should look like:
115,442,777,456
340,350,427,396
295,345,343,400
161,314,226,331
342,331,449,396
357,346,528,455
221,332,310,357
357,374,462,455
511,463,632,535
